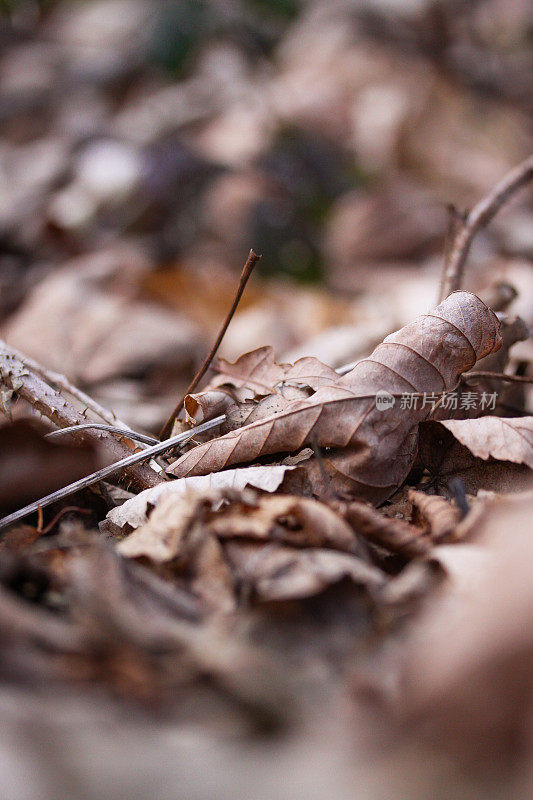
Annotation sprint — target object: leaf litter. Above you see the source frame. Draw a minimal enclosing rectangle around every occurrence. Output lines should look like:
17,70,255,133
0,4,532,796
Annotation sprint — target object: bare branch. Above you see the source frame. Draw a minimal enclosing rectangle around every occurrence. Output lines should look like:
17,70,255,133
0,340,162,490
4,343,131,428
440,155,533,300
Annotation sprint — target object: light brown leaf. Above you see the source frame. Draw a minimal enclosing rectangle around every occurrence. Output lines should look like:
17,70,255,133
206,493,360,553
170,292,502,503
118,489,359,556
184,346,340,429
117,493,235,613
212,346,340,394
418,419,533,496
438,416,533,467
108,464,295,529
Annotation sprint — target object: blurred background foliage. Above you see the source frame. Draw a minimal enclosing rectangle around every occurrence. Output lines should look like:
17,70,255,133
0,0,531,428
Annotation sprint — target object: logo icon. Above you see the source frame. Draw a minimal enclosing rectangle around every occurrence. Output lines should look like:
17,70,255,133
375,390,395,411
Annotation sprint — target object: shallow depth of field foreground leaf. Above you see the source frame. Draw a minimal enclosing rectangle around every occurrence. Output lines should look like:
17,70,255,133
382,493,533,771
170,292,502,503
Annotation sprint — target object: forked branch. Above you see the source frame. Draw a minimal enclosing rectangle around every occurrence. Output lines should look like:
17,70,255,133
440,155,533,300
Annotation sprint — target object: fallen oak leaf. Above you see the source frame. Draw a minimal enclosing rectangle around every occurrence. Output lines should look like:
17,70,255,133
169,292,502,504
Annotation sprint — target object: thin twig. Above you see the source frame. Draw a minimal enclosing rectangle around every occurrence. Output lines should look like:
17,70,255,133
440,155,533,300
463,371,533,385
39,506,92,535
0,415,226,531
442,203,466,284
159,249,261,439
46,423,158,447
0,340,162,490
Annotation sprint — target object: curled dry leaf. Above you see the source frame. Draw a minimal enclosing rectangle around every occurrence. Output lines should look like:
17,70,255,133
206,493,359,553
118,489,373,607
108,464,295,530
118,490,360,556
184,345,339,431
224,542,386,602
118,493,235,613
170,292,502,503
408,489,461,543
343,501,431,558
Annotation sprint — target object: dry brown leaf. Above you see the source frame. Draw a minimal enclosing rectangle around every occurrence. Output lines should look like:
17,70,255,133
419,419,533,496
343,501,430,558
438,416,533,468
185,346,339,430
117,493,235,613
170,292,502,503
118,489,359,555
408,489,461,543
206,493,359,553
212,346,340,395
107,464,295,530
224,541,386,602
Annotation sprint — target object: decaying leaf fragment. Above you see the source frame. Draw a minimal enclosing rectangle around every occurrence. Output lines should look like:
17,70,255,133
118,492,235,613
170,292,502,503
118,490,359,556
343,501,431,558
408,489,461,543
224,541,386,602
117,489,379,605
